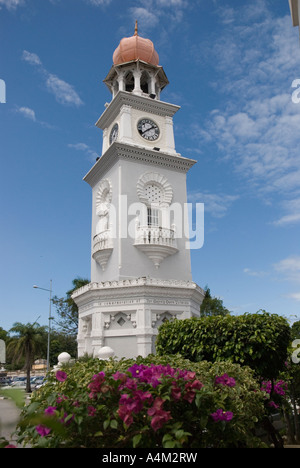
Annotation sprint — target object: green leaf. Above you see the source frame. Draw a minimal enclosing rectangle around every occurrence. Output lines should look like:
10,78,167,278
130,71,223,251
110,419,118,429
163,439,176,448
103,419,110,430
133,434,142,448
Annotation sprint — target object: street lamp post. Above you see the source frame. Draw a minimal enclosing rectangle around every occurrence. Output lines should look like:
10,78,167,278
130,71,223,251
33,280,53,372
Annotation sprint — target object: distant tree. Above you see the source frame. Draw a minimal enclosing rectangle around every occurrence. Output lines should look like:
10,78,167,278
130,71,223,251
200,286,231,317
0,327,9,342
7,322,47,392
49,331,78,365
291,320,300,341
52,277,89,336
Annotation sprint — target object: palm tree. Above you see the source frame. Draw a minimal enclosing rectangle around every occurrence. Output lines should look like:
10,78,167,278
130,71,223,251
8,321,47,393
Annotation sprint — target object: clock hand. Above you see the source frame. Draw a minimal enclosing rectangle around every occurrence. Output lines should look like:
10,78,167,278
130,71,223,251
142,125,156,135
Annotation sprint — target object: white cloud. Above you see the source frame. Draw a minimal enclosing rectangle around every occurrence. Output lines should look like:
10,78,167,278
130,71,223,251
189,191,239,218
22,50,42,66
85,0,112,5
68,143,99,162
273,256,300,304
273,256,300,284
22,50,84,107
195,8,300,225
0,0,24,10
273,198,300,226
16,106,36,121
286,293,300,302
243,268,269,278
130,7,159,29
46,74,83,107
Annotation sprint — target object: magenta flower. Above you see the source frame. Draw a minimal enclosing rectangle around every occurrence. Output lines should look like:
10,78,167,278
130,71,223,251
269,401,279,409
88,372,106,398
215,373,236,387
4,444,17,448
88,406,97,417
147,397,172,431
118,402,134,427
171,384,181,401
211,409,233,422
56,370,67,382
44,406,57,415
36,424,51,437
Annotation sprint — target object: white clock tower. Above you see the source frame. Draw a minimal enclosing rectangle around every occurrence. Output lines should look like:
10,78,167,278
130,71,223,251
72,23,204,359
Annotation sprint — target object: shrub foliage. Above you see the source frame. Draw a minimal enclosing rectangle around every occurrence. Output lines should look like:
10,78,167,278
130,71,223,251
16,355,267,448
156,311,290,380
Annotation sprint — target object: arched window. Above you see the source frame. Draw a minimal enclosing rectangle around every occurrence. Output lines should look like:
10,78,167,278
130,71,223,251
145,183,162,226
140,71,150,94
125,71,134,92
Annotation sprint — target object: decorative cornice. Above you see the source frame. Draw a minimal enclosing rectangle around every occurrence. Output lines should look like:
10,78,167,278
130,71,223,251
72,277,205,304
96,91,180,130
83,142,196,187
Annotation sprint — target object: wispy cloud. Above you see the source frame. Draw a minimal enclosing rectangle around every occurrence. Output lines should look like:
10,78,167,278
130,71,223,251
15,105,55,128
273,198,300,226
22,50,42,66
85,0,112,5
273,255,300,303
16,106,36,121
129,0,188,34
192,4,300,225
189,191,238,218
243,268,269,278
68,143,99,162
0,0,24,10
22,50,83,107
273,256,300,284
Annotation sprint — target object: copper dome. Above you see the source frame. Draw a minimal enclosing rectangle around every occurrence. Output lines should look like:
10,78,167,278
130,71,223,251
113,22,159,67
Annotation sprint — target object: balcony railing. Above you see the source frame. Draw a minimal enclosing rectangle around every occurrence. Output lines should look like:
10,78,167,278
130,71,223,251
134,225,178,268
92,230,113,271
135,226,177,248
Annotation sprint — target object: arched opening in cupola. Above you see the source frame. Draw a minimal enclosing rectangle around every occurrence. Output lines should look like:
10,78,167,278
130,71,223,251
125,71,134,92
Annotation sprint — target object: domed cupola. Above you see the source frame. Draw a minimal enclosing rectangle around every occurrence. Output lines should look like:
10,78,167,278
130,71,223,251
113,21,159,67
103,22,168,100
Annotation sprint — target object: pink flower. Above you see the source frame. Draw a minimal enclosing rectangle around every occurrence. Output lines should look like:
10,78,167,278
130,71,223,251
56,371,67,382
44,406,56,415
88,372,106,398
215,374,236,387
4,444,17,448
171,383,181,401
184,371,196,381
183,379,203,403
56,394,68,404
36,424,51,437
118,404,134,427
147,397,172,431
88,406,96,416
211,409,233,422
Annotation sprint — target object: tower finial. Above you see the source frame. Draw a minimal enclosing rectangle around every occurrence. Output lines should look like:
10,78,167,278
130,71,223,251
134,20,138,36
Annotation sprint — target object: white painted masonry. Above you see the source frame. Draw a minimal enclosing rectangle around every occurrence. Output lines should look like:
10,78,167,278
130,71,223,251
72,29,204,359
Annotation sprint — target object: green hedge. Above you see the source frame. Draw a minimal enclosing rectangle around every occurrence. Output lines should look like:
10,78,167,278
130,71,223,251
156,312,290,380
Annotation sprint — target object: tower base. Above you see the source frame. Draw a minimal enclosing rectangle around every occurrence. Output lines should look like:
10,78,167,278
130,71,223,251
72,277,204,359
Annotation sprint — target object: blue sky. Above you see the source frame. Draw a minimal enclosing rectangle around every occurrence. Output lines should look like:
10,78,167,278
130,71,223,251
1,0,300,332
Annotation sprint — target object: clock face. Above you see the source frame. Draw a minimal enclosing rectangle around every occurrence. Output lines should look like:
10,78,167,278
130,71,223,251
109,123,118,145
137,118,160,141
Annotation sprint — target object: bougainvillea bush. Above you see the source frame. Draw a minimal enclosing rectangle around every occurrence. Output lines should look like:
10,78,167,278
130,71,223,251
15,355,268,448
